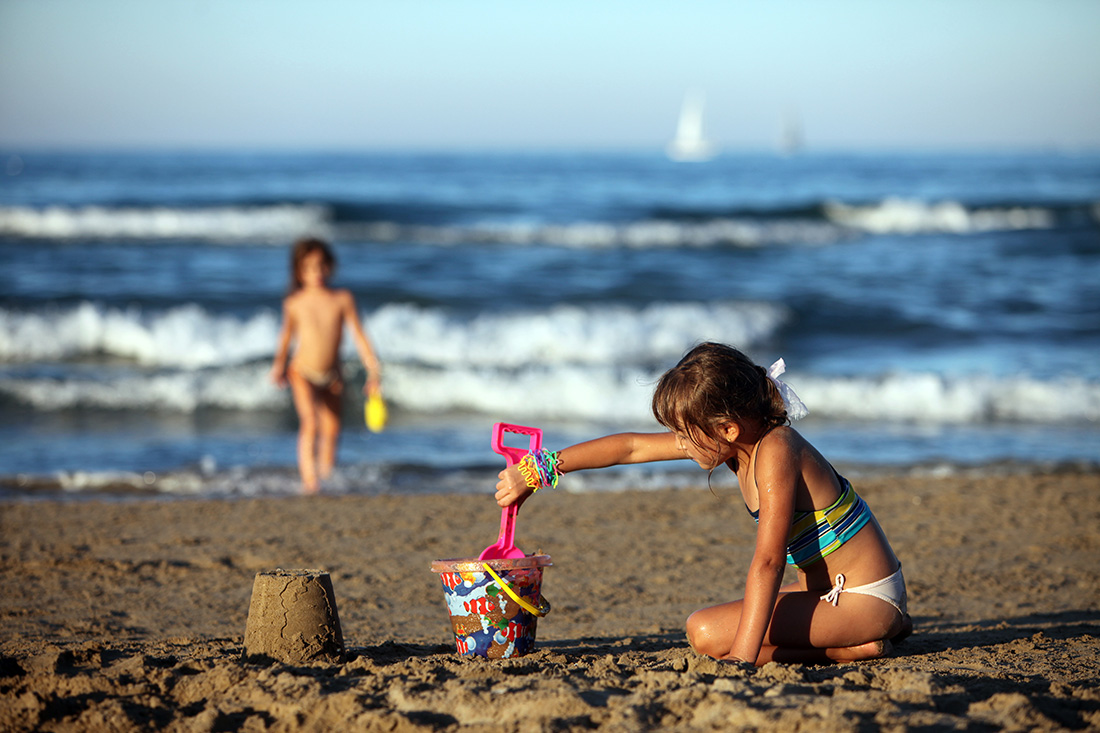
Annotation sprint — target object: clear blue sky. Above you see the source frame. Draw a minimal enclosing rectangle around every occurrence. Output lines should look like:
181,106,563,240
1,0,1098,151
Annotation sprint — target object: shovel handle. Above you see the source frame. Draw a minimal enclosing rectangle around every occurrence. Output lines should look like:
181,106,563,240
492,423,543,467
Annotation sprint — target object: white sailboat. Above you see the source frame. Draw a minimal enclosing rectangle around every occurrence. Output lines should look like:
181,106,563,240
779,109,804,157
666,91,718,162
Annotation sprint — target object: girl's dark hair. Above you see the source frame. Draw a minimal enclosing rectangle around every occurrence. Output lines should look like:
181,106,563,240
289,237,336,292
652,342,788,453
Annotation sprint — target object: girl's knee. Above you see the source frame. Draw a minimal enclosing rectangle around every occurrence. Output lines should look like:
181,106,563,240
320,420,341,441
685,610,726,659
298,417,318,438
318,404,341,436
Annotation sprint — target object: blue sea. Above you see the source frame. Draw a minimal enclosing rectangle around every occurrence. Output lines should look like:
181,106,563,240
1,150,1098,500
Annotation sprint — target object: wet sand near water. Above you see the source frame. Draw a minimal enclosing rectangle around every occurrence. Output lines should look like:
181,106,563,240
1,468,1098,731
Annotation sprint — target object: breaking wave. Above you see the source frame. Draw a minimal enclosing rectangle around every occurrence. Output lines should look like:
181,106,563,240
0,300,787,369
2,362,1095,426
1,196,1093,246
2,303,1096,425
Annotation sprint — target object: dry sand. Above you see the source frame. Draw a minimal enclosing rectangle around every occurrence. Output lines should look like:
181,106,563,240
1,468,1098,731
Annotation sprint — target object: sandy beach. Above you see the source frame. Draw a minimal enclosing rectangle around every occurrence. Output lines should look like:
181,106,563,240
1,467,1098,731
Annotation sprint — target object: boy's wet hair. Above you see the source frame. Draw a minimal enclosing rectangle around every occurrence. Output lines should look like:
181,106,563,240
652,342,788,453
290,237,336,291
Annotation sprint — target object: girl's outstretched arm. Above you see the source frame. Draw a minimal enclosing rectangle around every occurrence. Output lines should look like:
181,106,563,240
341,291,382,395
270,300,295,388
728,438,797,664
495,432,685,507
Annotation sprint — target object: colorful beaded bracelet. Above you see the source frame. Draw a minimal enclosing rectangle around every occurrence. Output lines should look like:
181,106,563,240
518,449,561,492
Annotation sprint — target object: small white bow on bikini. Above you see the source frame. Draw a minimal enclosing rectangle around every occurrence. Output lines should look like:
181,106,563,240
820,574,846,606
767,358,809,421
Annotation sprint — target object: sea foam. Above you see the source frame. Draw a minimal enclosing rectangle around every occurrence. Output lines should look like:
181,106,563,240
3,301,1096,425
824,198,1056,234
0,300,787,369
1,197,1078,246
369,300,789,368
0,204,329,241
0,303,281,368
3,357,1097,426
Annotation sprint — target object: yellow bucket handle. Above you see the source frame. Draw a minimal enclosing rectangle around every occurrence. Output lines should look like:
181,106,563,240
481,562,551,618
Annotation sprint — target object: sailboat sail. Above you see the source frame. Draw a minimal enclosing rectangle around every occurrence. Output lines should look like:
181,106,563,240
780,110,803,157
667,91,718,162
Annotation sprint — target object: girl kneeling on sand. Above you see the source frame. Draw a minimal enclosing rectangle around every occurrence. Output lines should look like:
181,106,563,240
495,342,911,666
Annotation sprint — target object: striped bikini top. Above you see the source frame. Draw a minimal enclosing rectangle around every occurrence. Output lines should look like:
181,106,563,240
747,470,872,570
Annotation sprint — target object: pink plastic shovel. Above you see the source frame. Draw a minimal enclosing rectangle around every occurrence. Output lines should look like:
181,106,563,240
478,422,542,561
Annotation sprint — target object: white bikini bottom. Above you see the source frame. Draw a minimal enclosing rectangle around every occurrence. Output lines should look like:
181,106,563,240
819,565,907,615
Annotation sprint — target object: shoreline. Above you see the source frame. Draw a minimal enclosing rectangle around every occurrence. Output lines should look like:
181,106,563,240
2,468,1098,730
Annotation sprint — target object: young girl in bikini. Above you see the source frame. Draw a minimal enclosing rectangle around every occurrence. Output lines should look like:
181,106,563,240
270,238,383,494
495,342,911,666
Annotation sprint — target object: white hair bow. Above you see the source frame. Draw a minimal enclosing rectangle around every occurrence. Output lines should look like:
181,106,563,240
767,358,809,421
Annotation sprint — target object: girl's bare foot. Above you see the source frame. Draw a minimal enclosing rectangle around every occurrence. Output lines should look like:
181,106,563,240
829,638,893,662
756,638,895,665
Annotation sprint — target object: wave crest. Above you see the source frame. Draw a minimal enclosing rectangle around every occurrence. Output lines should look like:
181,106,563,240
0,204,329,241
0,300,787,369
824,198,1057,234
3,196,1089,245
2,361,1096,426
0,303,281,368
3,302,1095,426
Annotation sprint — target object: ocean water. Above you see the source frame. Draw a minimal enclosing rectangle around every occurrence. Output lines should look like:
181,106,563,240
1,150,1098,499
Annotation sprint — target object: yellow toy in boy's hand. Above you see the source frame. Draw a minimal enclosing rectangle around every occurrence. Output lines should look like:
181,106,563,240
365,392,388,433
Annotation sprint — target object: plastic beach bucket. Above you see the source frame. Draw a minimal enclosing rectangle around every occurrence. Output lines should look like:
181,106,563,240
430,554,551,659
